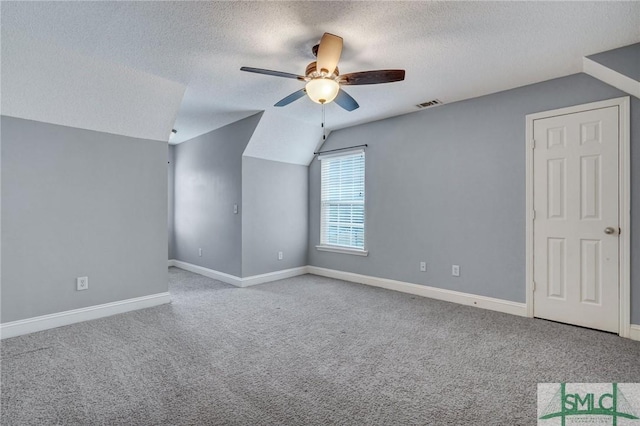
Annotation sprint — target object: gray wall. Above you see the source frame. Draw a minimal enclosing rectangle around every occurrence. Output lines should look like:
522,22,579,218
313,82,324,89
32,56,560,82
1,116,168,323
588,43,640,81
308,73,640,323
168,144,175,260
241,156,308,277
172,113,262,277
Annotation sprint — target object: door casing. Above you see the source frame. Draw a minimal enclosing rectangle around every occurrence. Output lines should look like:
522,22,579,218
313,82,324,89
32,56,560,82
525,96,630,338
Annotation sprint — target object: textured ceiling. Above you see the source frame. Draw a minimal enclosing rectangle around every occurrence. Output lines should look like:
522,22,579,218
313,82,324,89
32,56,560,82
243,110,325,165
2,29,186,142
2,2,639,158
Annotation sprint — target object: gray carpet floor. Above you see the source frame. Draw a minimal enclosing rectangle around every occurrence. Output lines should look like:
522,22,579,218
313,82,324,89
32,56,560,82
2,267,639,425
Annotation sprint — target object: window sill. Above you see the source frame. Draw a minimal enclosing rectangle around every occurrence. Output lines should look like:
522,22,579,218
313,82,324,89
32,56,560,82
315,245,369,256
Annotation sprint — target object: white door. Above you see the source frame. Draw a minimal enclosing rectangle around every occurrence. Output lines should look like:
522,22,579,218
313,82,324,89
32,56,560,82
533,106,619,333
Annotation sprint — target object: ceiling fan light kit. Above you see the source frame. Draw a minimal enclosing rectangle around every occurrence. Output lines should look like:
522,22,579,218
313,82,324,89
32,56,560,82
305,78,340,104
241,32,406,111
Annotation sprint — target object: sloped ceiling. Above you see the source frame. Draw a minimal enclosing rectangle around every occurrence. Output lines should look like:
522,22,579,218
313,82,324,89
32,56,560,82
243,110,325,166
1,29,186,142
2,2,639,160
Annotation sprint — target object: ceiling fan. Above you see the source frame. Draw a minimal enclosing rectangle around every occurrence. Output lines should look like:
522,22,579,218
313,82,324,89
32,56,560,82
240,33,405,111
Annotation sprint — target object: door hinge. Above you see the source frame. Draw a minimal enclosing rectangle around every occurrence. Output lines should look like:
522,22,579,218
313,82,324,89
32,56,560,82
531,139,536,149
532,281,536,292
532,210,536,220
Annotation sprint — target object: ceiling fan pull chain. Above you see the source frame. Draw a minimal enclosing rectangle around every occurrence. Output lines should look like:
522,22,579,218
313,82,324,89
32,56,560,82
322,103,326,141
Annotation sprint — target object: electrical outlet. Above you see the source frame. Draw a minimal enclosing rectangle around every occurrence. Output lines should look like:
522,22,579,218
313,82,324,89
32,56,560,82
278,251,283,260
233,204,238,214
452,265,460,277
420,262,427,272
198,248,202,257
77,276,89,291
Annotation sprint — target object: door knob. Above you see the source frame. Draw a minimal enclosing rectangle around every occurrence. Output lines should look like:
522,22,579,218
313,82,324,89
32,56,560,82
604,227,617,235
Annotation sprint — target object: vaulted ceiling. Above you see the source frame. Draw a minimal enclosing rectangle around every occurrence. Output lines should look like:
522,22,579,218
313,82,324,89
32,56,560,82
2,2,639,164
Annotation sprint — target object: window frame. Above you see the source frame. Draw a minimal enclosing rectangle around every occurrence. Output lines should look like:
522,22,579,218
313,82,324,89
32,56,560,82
316,149,368,256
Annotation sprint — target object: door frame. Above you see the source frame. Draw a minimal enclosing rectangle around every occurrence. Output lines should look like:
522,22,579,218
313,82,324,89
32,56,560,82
525,96,631,338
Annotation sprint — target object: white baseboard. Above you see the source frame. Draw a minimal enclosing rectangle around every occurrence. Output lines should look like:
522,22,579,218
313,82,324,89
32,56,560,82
307,266,528,317
629,324,640,342
174,261,527,316
1,292,171,340
168,259,176,267
583,57,640,99
171,260,243,286
241,266,309,287
170,260,307,288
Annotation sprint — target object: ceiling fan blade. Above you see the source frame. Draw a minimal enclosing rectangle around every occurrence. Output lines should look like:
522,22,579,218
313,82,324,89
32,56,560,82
340,70,405,85
316,33,343,76
274,89,307,107
334,89,359,112
240,67,306,81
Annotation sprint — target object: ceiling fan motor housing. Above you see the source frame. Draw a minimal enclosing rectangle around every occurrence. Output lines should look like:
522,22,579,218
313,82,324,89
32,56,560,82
306,61,339,79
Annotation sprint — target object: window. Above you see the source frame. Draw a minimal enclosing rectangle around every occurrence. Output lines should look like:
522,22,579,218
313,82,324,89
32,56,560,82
319,150,366,254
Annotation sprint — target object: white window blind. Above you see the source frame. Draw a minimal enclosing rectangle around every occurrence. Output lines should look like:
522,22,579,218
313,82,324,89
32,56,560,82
320,150,365,250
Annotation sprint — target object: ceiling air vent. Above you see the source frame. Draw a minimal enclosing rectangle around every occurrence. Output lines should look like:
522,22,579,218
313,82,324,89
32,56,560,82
416,99,443,109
